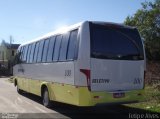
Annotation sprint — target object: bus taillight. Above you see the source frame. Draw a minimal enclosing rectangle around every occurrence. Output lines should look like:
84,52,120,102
144,71,146,80
143,71,146,89
80,69,91,91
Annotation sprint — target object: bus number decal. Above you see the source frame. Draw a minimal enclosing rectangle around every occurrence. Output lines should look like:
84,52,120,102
18,68,24,73
65,70,71,77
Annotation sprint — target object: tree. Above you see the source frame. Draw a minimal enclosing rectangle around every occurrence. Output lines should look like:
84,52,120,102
124,0,160,60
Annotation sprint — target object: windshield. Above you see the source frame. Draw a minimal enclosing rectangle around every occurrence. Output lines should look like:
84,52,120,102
90,23,144,60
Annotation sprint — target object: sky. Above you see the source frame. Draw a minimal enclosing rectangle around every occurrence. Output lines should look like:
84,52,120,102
0,0,153,44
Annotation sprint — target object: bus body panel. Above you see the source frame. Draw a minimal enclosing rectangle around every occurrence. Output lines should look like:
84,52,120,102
74,22,91,86
14,62,75,85
90,59,144,91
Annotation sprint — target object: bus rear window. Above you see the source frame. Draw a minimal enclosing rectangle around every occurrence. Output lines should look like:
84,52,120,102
90,23,144,60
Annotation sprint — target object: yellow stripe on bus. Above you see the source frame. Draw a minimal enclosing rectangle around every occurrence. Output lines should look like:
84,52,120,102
15,77,145,106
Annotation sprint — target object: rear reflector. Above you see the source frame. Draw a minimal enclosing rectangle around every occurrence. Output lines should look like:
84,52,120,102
75,86,79,88
93,96,100,99
143,71,146,89
144,71,146,80
137,93,142,96
80,69,91,91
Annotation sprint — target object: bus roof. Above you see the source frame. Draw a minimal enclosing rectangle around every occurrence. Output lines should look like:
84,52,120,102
19,21,135,47
91,21,135,29
20,22,83,47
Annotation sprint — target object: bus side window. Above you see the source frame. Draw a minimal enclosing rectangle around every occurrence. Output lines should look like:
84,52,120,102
67,29,78,60
46,36,56,62
29,43,36,63
59,33,70,61
42,38,50,62
23,45,29,63
33,42,40,63
20,46,24,62
21,46,25,62
14,47,21,64
53,35,62,62
26,44,32,63
37,40,44,63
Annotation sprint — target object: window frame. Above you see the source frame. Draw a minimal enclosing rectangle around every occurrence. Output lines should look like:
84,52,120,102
59,32,70,61
33,42,40,63
37,40,45,63
52,35,62,62
66,29,79,61
89,23,144,60
42,38,50,63
19,46,24,62
22,45,29,63
46,36,56,63
28,43,36,63
26,44,32,63
17,28,79,64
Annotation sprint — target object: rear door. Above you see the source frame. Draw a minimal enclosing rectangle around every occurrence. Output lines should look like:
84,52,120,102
90,23,145,92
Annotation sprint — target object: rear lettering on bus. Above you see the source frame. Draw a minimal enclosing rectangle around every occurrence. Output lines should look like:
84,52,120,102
92,79,110,83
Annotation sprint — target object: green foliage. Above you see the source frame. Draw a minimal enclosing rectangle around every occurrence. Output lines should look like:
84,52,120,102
126,83,160,112
124,0,160,60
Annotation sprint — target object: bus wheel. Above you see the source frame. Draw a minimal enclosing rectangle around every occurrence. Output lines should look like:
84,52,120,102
17,84,23,94
42,88,52,108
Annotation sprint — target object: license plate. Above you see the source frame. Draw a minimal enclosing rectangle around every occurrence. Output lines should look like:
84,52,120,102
113,92,125,98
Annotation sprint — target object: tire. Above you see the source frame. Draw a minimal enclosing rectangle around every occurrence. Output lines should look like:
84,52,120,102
42,88,52,108
17,84,23,94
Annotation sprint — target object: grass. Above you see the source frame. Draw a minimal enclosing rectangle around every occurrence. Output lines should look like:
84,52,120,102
126,82,160,113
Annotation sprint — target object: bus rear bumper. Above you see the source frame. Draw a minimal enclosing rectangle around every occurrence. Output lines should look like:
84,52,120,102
78,87,145,106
